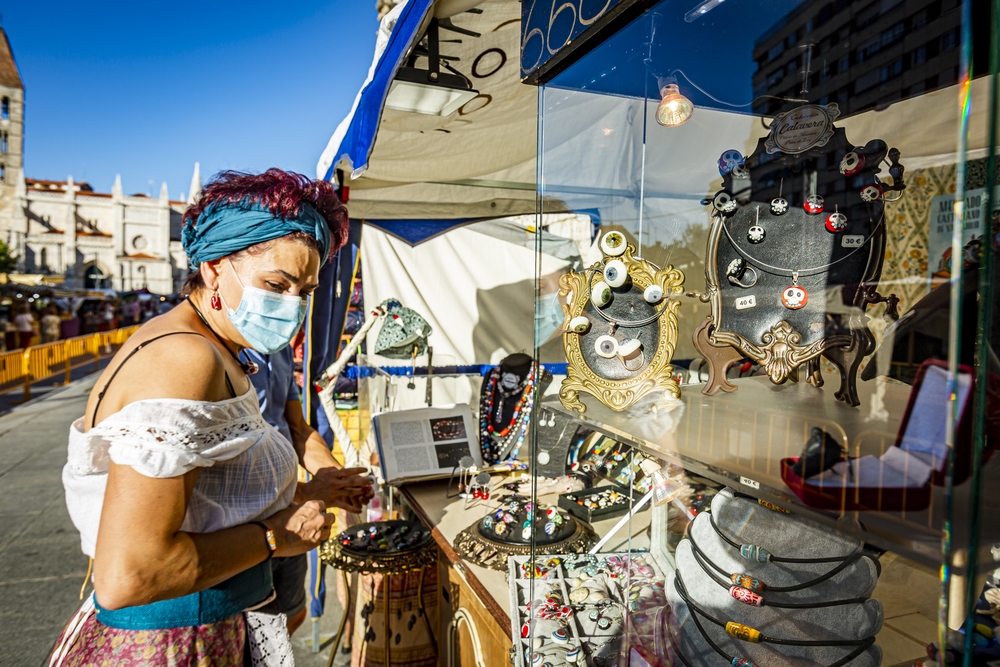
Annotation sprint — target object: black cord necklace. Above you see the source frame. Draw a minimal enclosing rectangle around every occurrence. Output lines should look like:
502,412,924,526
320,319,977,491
673,569,876,649
669,571,876,667
709,512,860,564
186,298,258,375
687,529,863,594
686,533,869,609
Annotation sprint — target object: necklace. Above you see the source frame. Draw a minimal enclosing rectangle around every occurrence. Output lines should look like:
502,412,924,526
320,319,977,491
708,512,859,564
585,265,669,328
479,366,536,463
668,572,876,667
673,569,876,649
186,299,258,375
687,530,863,594
719,203,884,278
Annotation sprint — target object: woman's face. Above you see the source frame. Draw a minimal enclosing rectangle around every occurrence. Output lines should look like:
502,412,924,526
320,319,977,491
215,236,321,308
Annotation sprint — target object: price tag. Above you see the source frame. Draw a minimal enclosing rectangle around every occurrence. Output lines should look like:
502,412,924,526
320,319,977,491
740,476,760,490
841,235,865,248
734,295,756,310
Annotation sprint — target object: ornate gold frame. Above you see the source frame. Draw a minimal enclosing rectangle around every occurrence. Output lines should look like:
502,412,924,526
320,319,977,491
557,244,685,414
701,216,852,384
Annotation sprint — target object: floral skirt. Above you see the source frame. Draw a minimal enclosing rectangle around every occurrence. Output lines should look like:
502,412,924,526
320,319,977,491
52,610,246,667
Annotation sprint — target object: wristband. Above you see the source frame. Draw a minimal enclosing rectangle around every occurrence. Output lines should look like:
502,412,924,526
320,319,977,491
249,521,277,560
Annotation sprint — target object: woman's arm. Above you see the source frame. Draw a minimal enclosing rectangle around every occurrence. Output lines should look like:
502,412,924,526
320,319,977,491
93,462,332,610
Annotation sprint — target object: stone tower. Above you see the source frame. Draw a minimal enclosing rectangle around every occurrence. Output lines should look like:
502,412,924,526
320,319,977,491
0,27,23,246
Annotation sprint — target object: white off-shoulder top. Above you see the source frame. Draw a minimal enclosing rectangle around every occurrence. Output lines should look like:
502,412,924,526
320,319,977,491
62,387,298,558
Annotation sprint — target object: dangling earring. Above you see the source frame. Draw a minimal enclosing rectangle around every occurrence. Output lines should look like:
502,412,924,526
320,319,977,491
210,290,222,311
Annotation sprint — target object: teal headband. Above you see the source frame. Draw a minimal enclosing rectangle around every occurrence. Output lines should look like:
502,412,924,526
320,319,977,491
182,200,331,269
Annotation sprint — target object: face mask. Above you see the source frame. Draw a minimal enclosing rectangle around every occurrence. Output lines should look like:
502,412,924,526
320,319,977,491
222,263,307,354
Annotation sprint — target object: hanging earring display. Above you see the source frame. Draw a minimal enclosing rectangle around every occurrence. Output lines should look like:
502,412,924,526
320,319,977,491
603,260,627,288
840,150,864,176
860,183,883,202
713,191,737,214
770,179,788,216
803,194,825,215
558,232,685,414
825,206,848,233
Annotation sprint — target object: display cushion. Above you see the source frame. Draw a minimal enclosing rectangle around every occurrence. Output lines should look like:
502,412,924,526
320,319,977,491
702,490,880,601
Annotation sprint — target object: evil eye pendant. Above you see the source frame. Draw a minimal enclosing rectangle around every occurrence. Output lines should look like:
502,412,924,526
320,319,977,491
803,195,825,214
826,211,848,233
770,197,788,216
643,284,664,304
594,335,619,358
781,285,809,310
568,316,590,334
604,259,627,287
600,231,627,257
860,183,883,202
748,225,766,244
591,281,612,308
840,150,864,176
713,191,738,214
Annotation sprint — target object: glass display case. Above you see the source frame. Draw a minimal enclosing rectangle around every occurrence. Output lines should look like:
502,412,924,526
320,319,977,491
519,2,1000,667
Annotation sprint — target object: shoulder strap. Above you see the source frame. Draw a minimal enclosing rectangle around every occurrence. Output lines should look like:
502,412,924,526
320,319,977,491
89,332,203,429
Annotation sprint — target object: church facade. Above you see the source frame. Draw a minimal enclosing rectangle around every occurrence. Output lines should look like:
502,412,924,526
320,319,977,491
0,27,194,294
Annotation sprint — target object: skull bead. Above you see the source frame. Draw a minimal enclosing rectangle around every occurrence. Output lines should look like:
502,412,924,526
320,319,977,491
717,149,745,176
840,150,864,176
860,183,883,202
803,195,825,214
770,197,788,215
748,225,766,244
781,286,809,310
825,212,848,233
713,190,738,214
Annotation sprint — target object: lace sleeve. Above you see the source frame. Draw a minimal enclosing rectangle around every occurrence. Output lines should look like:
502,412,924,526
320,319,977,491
93,396,268,478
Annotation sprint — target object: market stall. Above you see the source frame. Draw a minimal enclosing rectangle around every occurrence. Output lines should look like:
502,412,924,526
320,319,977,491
313,1,1000,666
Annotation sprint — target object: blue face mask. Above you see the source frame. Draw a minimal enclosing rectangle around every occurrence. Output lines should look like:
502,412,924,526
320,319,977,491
223,265,307,354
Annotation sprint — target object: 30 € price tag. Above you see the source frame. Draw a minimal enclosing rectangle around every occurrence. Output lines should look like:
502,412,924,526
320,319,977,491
841,235,865,248
735,295,756,310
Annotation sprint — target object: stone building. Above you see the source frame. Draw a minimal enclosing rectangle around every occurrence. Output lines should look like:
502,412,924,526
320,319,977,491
13,171,197,294
0,26,194,294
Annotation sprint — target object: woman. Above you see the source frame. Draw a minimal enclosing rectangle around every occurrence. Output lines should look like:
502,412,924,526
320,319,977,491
54,169,372,666
14,304,34,349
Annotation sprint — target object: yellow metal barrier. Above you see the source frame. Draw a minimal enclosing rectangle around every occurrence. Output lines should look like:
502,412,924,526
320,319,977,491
0,326,141,402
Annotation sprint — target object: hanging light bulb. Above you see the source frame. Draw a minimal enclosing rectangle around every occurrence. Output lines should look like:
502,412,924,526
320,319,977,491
655,80,694,127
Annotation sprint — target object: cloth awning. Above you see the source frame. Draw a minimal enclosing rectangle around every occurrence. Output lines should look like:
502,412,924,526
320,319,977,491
316,0,542,227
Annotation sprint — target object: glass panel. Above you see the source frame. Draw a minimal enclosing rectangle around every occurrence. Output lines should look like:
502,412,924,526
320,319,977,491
525,2,1000,667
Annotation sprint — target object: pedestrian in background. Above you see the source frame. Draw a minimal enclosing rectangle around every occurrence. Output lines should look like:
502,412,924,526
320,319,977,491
41,307,62,343
14,305,34,349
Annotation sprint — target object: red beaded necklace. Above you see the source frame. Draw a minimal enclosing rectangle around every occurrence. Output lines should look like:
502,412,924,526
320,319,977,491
484,367,535,438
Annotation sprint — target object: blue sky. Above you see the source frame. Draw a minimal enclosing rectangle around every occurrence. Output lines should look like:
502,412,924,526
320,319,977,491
4,1,379,200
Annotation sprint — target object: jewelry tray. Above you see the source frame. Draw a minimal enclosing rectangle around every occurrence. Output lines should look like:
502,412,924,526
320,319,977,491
558,484,646,523
507,553,667,667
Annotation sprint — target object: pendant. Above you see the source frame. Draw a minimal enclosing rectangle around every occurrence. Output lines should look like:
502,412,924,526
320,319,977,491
242,359,259,375
803,194,824,214
781,285,808,310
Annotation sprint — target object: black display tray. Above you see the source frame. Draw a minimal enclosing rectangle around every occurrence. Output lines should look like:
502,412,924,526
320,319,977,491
558,484,648,523
337,520,432,556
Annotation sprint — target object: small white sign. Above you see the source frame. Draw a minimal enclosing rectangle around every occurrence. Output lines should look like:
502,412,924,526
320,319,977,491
841,235,865,248
740,476,760,490
734,295,757,310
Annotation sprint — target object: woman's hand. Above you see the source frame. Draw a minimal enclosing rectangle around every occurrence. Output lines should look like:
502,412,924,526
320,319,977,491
295,467,374,513
263,500,336,557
